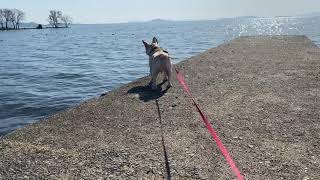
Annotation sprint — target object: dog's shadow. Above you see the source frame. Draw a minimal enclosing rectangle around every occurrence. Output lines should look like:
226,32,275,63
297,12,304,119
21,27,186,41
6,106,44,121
127,80,170,102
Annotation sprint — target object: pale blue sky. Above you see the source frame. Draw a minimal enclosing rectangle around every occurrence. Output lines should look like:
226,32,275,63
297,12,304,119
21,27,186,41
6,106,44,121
2,0,320,24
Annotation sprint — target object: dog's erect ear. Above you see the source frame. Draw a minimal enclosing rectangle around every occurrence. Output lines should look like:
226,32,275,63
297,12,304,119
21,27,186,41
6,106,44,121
152,37,158,44
142,40,148,48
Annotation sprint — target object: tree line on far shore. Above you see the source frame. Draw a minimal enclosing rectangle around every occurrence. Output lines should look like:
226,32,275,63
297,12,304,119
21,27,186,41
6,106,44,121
48,10,72,28
0,9,25,30
0,9,72,30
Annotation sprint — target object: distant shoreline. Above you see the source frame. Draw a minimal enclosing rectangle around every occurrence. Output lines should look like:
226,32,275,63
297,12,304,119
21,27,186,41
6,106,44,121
0,26,69,31
2,15,319,28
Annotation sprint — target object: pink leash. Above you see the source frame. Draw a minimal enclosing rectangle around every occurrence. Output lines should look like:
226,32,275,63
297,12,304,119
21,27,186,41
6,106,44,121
175,68,244,180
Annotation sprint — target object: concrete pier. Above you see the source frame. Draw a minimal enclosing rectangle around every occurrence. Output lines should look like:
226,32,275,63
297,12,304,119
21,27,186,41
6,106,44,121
1,36,319,179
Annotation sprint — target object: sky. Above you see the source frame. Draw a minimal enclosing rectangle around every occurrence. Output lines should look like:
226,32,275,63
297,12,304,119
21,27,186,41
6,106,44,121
1,0,320,24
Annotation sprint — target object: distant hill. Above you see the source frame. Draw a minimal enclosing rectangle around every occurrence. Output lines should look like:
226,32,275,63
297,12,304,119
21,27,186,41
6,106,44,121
299,12,320,17
20,22,39,28
149,19,172,23
234,16,260,19
216,16,260,21
127,19,172,24
274,16,293,18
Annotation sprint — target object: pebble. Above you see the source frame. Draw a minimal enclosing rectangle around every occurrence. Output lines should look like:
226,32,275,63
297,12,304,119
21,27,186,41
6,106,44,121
232,136,243,140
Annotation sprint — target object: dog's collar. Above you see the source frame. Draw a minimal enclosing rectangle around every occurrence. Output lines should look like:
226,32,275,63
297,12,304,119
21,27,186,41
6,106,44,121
148,47,169,56
148,46,161,56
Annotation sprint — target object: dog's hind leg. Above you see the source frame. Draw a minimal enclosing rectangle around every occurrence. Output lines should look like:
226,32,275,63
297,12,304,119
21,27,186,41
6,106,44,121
151,70,159,90
162,72,168,82
148,59,153,86
165,64,172,88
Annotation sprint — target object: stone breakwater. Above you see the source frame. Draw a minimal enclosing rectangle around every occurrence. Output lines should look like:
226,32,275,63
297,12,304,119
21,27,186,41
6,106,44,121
1,36,319,179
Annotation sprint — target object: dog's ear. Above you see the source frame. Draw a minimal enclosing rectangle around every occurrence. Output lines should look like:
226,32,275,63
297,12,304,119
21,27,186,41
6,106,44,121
142,40,148,48
152,37,158,44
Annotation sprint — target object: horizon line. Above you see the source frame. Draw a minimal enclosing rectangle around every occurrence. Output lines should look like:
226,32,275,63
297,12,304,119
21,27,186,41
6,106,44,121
23,14,319,25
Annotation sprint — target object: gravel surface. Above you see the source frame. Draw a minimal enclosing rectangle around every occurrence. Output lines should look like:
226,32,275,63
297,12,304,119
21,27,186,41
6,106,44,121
1,36,319,179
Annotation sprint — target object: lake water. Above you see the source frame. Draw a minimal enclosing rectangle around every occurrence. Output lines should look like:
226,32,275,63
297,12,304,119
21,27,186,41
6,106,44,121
1,16,319,136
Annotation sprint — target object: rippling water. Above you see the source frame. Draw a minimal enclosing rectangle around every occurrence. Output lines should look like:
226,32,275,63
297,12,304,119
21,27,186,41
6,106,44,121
0,16,319,135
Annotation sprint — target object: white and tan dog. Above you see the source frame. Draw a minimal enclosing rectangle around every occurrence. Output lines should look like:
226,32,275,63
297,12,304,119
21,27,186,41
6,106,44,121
142,37,172,90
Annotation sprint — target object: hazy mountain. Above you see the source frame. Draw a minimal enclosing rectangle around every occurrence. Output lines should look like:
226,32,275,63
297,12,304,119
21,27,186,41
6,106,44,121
20,22,39,28
149,18,171,22
299,12,320,17
216,16,260,21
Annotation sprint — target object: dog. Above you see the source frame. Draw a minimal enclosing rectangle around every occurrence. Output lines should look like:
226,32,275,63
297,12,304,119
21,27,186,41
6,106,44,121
142,37,172,90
